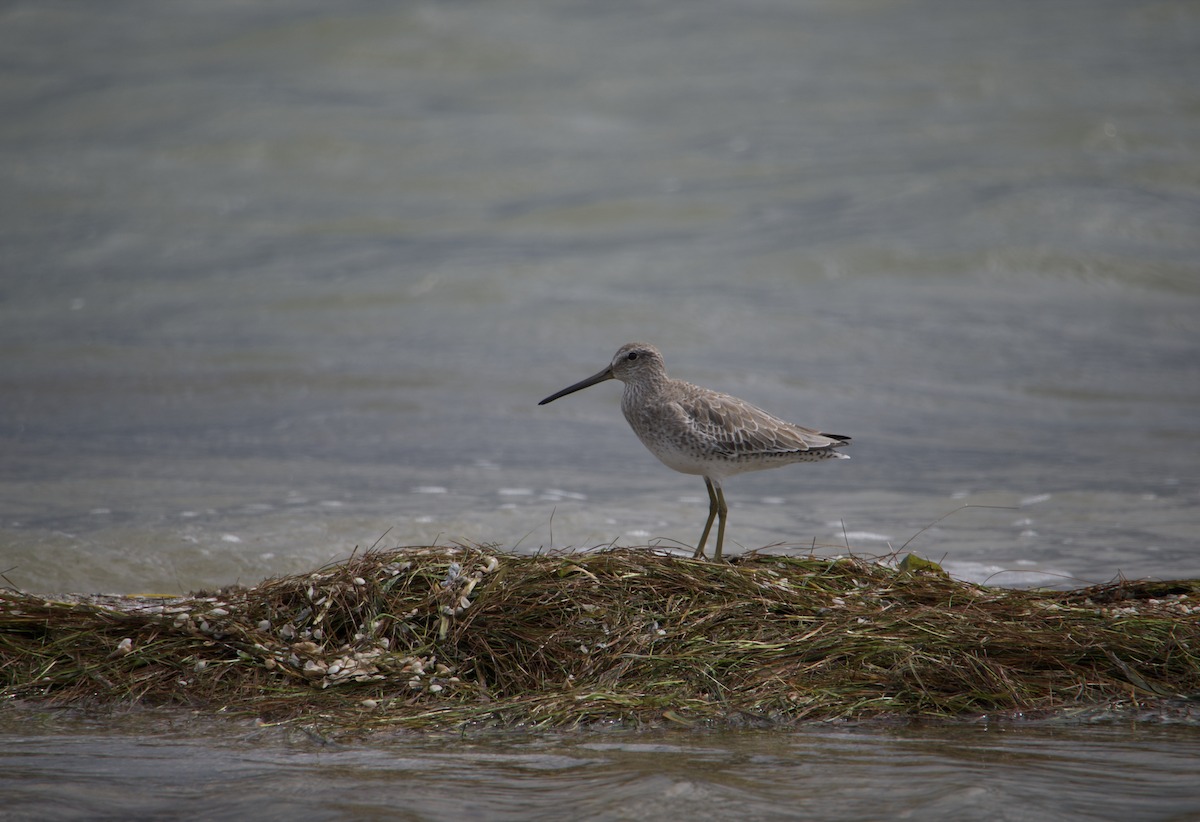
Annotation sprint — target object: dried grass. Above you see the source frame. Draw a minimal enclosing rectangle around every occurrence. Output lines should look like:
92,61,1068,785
2,545,1197,734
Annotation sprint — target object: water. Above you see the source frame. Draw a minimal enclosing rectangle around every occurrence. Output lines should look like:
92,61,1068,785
3,708,1200,822
1,0,1199,813
2,0,1197,594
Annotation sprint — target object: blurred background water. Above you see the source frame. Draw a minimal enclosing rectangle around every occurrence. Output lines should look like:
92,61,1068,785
3,0,1197,596
2,0,1200,816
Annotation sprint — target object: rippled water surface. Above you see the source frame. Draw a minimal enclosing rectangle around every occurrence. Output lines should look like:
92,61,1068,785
2,0,1199,812
2,0,1197,593
3,709,1200,822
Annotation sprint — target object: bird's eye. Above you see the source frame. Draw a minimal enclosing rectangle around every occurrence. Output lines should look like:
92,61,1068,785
627,352,638,361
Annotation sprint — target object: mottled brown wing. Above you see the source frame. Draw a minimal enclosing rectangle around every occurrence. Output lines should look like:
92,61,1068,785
673,386,848,457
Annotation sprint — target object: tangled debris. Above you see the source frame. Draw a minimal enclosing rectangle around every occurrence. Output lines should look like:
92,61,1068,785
2,545,1198,734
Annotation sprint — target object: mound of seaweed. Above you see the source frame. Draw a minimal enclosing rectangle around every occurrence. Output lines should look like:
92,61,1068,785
2,545,1198,733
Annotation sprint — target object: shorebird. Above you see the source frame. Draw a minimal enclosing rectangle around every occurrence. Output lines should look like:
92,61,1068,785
538,343,850,561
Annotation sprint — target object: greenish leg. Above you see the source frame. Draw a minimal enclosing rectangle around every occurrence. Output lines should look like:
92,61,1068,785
712,484,728,562
694,477,719,559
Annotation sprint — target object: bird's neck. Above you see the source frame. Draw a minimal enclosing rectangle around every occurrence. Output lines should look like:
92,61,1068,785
620,375,670,416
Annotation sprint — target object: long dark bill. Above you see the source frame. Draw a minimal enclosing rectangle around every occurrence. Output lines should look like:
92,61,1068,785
537,366,615,405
